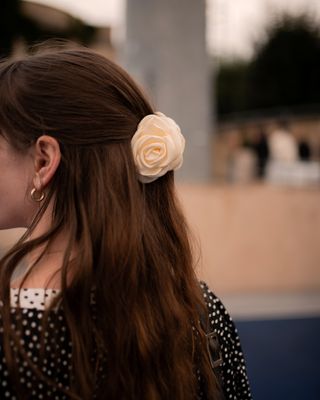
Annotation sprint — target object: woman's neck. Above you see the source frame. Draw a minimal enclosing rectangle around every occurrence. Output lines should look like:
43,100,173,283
11,201,76,289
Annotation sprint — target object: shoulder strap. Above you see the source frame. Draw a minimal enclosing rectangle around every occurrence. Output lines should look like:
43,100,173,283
199,309,224,371
199,308,226,400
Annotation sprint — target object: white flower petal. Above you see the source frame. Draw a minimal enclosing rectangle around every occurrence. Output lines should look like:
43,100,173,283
131,112,185,183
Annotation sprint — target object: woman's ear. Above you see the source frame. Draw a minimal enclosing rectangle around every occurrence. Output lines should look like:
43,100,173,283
32,135,61,189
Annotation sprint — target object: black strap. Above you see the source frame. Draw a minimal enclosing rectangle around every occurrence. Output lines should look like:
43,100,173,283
199,309,226,400
199,310,223,371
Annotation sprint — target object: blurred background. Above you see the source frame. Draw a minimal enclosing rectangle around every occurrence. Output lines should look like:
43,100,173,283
1,0,320,398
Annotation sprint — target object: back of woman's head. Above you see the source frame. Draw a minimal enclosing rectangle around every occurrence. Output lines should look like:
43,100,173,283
0,44,220,400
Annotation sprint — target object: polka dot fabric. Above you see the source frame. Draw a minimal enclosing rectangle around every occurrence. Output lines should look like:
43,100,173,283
199,281,252,399
0,289,72,399
0,284,251,399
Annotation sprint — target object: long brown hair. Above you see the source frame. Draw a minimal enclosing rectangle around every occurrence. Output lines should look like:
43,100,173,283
0,44,220,399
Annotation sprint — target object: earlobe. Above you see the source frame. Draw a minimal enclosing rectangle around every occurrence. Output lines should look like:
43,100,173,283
33,135,61,189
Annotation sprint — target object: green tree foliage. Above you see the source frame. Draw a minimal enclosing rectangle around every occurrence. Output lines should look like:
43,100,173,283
248,14,320,109
215,13,320,118
0,0,20,57
1,0,96,58
215,60,250,117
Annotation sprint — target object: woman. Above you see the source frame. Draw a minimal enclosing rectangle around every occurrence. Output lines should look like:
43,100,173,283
0,45,251,399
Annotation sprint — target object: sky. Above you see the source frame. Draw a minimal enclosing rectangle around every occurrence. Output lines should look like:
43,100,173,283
207,0,320,60
25,0,320,59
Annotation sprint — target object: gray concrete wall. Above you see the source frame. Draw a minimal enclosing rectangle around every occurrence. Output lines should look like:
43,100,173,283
122,0,212,181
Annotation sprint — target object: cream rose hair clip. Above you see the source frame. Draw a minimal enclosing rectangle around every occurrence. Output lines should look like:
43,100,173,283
131,112,185,183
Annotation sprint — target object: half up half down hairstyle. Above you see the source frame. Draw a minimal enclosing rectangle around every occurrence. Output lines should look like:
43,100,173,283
0,44,222,400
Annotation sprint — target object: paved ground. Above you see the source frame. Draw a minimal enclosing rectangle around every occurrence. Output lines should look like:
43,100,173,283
236,316,320,400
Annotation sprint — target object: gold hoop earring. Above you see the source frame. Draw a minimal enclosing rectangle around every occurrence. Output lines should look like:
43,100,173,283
31,188,45,202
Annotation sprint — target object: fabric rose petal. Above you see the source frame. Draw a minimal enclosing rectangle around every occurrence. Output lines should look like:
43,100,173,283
131,112,185,183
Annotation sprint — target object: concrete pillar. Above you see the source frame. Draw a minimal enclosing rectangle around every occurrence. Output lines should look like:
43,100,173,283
122,0,212,181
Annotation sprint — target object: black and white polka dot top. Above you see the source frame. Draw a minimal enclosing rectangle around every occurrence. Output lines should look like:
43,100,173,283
0,282,251,399
198,281,252,399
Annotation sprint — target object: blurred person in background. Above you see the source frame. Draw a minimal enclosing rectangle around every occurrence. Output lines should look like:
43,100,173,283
253,126,270,178
268,119,298,163
241,125,270,179
298,137,311,162
0,43,251,400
